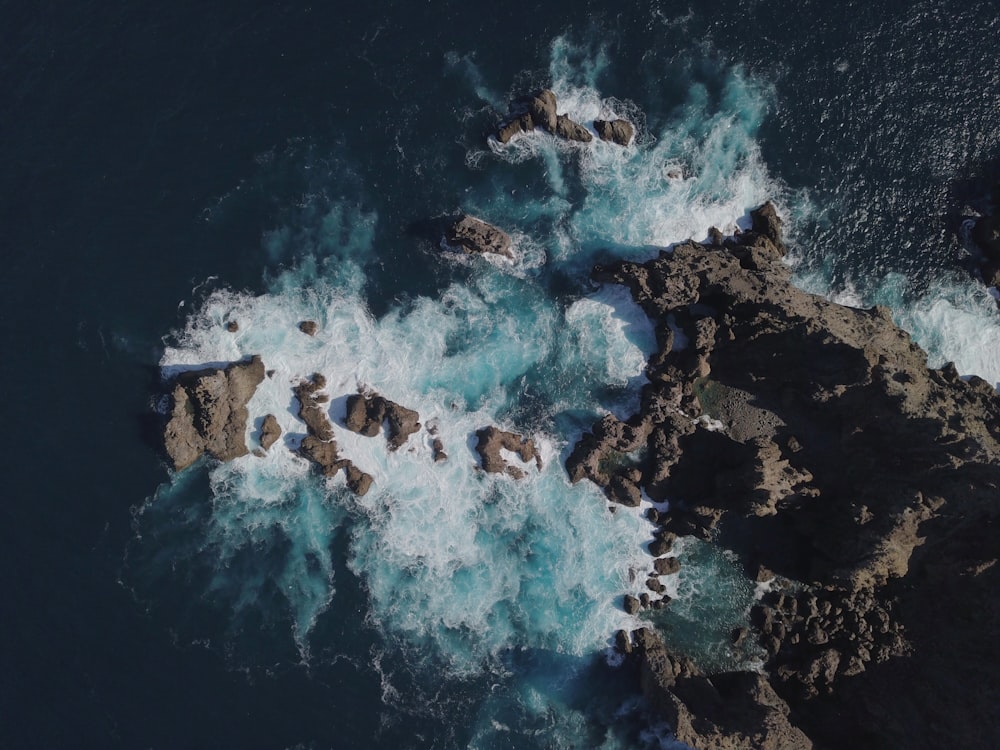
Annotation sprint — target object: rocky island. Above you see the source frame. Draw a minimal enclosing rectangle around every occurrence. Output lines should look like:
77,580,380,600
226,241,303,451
580,204,1000,749
158,200,1000,748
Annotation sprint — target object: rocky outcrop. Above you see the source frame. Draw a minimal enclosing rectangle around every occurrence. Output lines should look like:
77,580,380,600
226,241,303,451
628,628,813,750
258,414,282,451
294,374,373,496
298,320,319,336
445,215,513,259
344,391,421,451
594,119,634,146
163,355,266,471
496,89,612,146
583,203,1000,748
475,426,542,479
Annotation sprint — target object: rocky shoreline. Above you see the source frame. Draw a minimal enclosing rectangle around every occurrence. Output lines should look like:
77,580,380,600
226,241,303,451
583,204,1000,748
160,101,1000,745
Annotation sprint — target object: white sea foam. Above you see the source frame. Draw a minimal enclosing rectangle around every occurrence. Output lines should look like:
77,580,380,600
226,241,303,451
795,266,1000,388
141,35,794,732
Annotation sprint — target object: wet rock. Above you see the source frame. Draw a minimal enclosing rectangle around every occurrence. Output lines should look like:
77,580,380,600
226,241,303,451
344,391,421,450
259,414,282,451
298,320,319,336
594,119,634,146
632,628,812,749
623,594,641,615
163,355,266,471
445,215,513,259
575,201,1000,748
654,557,681,576
475,426,542,479
554,114,592,142
294,374,372,496
226,320,239,333
432,437,447,463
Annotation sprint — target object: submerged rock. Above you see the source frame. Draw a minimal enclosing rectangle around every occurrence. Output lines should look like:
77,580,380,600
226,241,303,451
475,426,542,479
163,355,266,471
445,215,513,259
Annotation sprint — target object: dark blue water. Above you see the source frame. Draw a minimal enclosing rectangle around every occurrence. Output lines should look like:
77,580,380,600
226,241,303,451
2,2,999,748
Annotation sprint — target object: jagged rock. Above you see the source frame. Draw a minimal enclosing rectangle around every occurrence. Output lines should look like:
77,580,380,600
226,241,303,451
298,320,319,336
554,114,592,142
445,215,513,259
475,426,542,479
432,437,447,463
163,355,266,471
294,374,372,496
648,534,675,557
654,557,681,576
623,594,641,615
632,628,812,749
344,392,421,450
294,374,334,442
259,414,282,451
497,112,535,144
581,202,1000,748
594,119,634,146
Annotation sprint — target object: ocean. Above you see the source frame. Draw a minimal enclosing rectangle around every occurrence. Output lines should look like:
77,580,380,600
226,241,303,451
2,1,999,748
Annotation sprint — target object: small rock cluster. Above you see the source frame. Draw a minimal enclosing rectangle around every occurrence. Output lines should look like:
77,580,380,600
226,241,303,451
496,89,634,146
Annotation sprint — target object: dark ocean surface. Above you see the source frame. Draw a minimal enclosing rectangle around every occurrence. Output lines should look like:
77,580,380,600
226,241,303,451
2,2,999,748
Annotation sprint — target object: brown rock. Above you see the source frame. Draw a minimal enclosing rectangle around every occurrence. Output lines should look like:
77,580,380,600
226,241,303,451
163,355,266,471
594,119,634,146
554,114,593,142
445,215,513,259
654,557,681,576
298,320,319,336
344,392,421,450
259,414,282,451
475,426,542,479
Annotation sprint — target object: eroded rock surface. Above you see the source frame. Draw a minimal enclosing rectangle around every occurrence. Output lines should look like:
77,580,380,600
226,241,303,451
294,374,373,495
584,203,1000,748
594,118,634,146
496,89,620,146
163,355,266,471
445,215,513,259
629,628,813,750
475,426,542,479
344,391,421,451
258,414,282,451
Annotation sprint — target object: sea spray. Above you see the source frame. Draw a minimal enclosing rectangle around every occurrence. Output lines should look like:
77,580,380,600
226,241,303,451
133,34,801,747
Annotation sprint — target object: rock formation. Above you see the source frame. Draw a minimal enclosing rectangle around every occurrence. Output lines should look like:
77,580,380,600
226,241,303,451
343,391,421,451
475,426,542,479
594,119,634,146
295,374,373,496
163,355,266,471
496,89,614,146
585,203,1000,748
298,320,319,336
445,215,513,259
628,628,814,749
258,414,282,451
